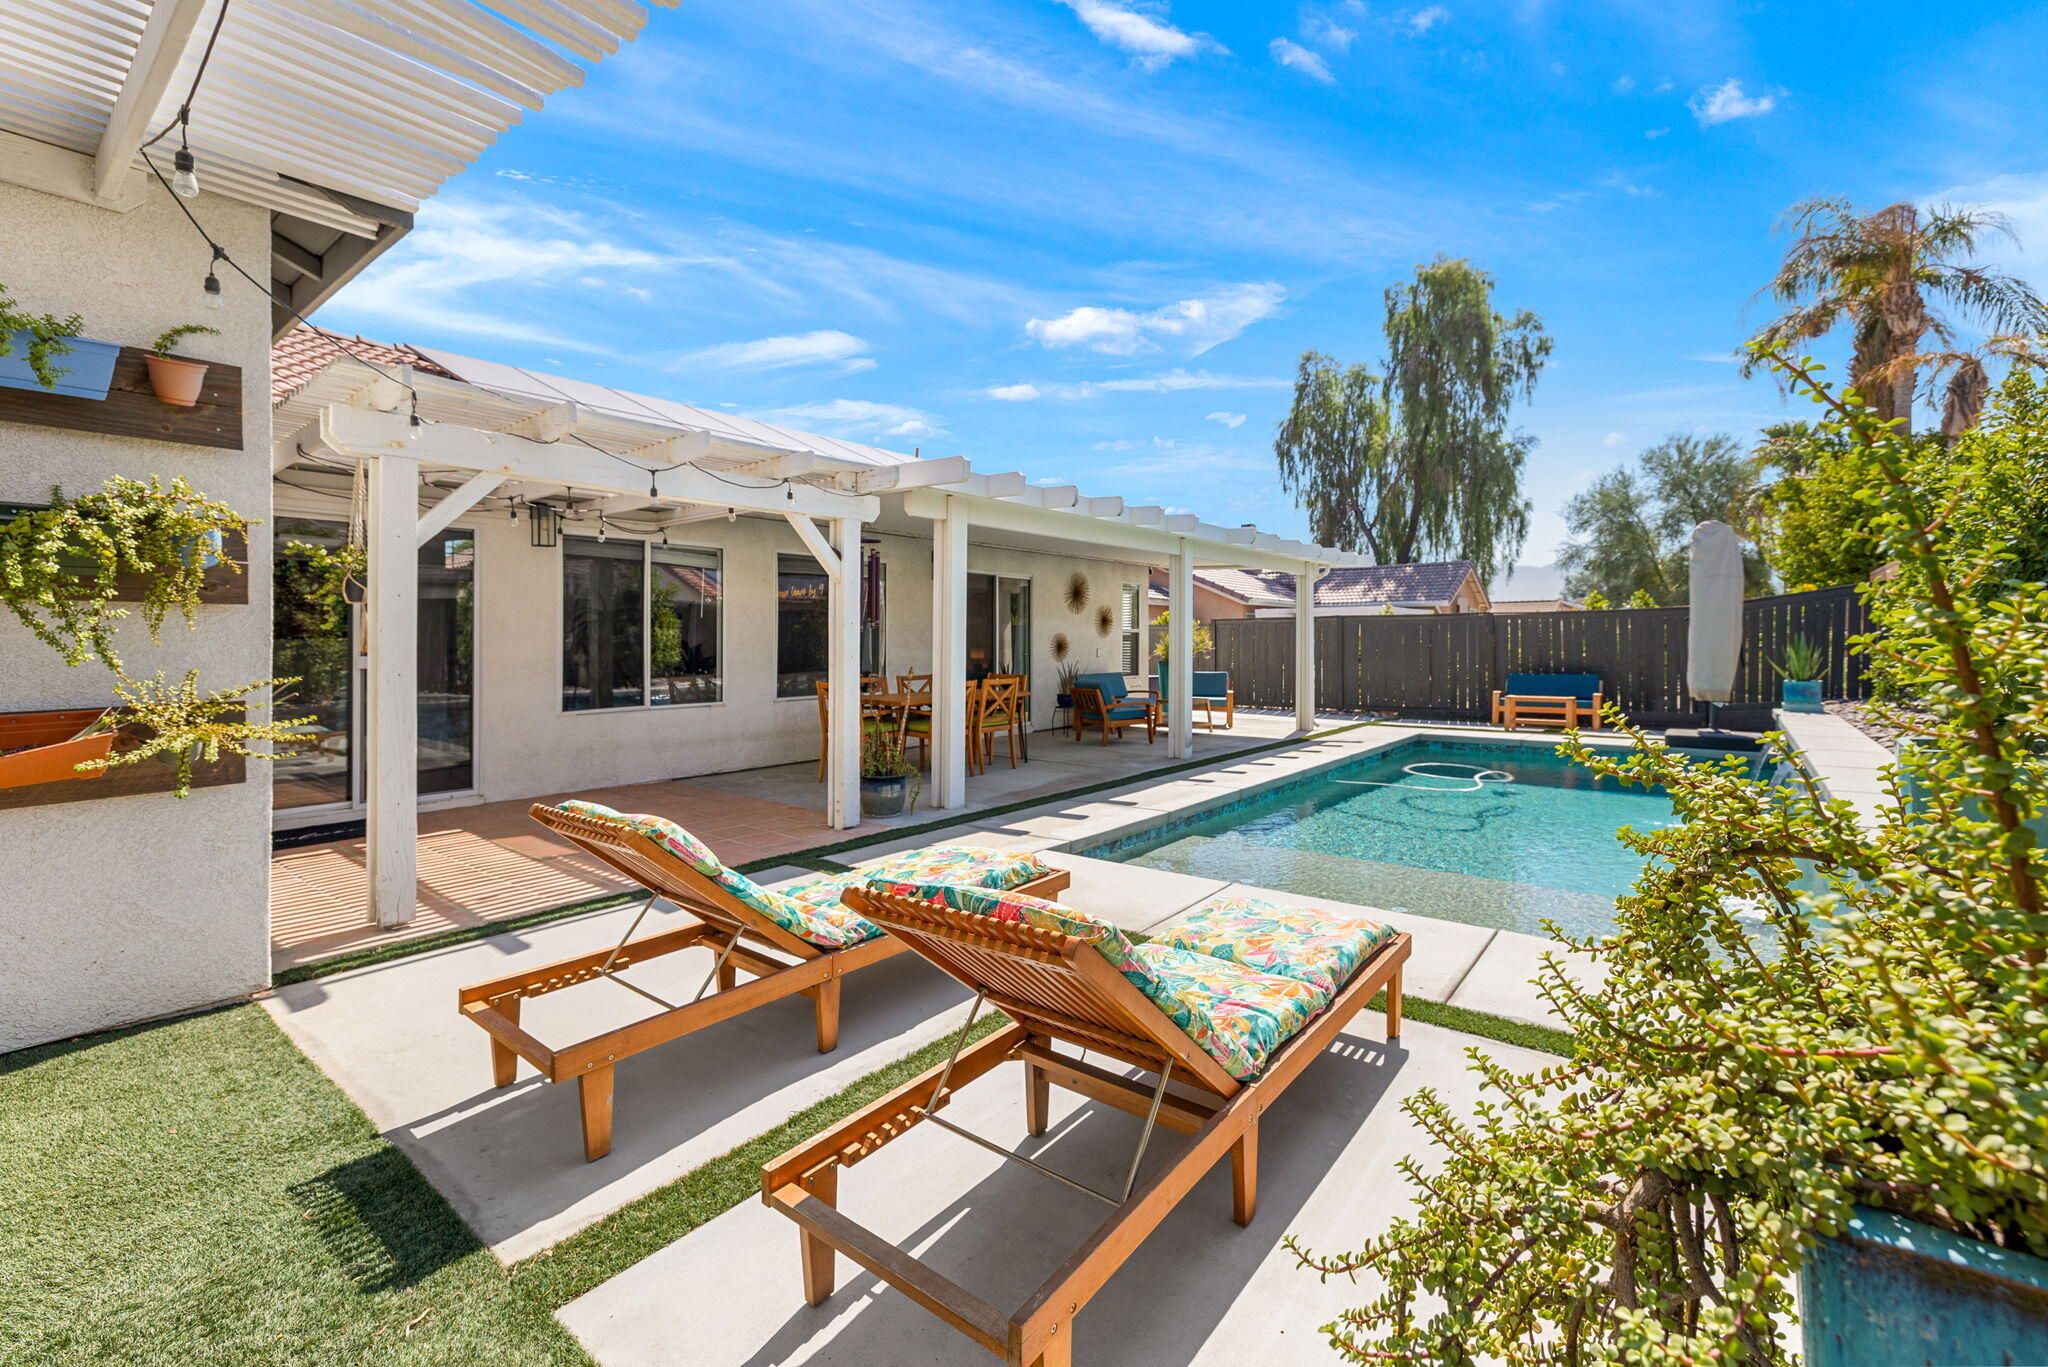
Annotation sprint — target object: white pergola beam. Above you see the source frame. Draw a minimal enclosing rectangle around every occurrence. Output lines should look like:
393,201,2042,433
92,0,210,202
415,471,503,547
319,405,879,523
722,452,820,481
0,129,148,212
505,401,580,442
1124,505,1163,525
784,512,843,580
849,455,970,493
1296,562,1328,734
1079,496,1124,518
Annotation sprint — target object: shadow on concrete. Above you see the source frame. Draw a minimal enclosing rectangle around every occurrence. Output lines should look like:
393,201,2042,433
736,1034,1409,1367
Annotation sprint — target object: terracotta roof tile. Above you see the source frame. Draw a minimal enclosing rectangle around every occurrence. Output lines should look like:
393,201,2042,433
271,323,454,404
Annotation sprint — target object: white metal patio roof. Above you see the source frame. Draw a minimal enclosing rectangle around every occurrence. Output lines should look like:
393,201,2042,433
273,333,1375,573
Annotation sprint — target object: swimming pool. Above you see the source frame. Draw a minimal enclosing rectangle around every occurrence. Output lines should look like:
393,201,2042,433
1083,737,1748,943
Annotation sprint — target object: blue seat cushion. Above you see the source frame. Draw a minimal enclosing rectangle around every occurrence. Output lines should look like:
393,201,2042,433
1154,663,1231,701
1105,703,1151,720
1074,672,1129,705
1503,672,1600,701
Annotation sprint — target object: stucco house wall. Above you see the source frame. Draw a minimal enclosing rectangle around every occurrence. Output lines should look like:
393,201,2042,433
0,181,273,1053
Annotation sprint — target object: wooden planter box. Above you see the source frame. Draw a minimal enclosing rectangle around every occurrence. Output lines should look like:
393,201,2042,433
0,344,242,448
0,706,244,811
0,503,248,606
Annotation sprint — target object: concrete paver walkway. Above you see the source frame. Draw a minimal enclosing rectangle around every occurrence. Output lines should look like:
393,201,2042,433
557,1016,1550,1367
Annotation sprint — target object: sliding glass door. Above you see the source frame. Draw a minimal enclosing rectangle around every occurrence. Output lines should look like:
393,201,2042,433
271,520,475,814
965,573,1030,679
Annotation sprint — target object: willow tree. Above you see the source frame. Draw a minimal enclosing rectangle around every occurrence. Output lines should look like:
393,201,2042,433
1745,198,2047,434
1275,257,1550,582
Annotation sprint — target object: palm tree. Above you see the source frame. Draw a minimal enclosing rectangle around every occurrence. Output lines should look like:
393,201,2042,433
1745,198,2047,434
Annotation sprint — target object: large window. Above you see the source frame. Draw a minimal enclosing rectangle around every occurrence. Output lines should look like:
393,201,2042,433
966,573,1031,680
1119,583,1143,675
651,544,722,705
777,553,830,697
565,537,722,711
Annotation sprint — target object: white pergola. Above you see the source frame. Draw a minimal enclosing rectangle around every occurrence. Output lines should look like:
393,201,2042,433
290,361,1371,927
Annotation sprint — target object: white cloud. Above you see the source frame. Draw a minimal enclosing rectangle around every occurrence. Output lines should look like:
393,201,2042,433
1025,282,1285,357
1602,431,1627,447
1645,126,1670,139
752,398,946,441
1929,172,2048,299
1056,1,1222,70
1301,1,1365,51
1206,410,1247,428
1600,171,1655,198
1612,74,1635,93
674,330,875,374
1690,78,1777,125
337,198,670,348
1407,5,1450,33
1270,38,1335,84
983,382,1043,401
1004,369,1292,400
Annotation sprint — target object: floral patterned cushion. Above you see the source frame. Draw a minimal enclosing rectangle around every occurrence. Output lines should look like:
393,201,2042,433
776,847,1053,916
1130,944,1327,1081
1153,896,1396,998
862,879,1160,991
554,800,881,949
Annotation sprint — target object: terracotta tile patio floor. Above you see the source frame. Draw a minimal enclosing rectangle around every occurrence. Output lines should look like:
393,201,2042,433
270,780,882,973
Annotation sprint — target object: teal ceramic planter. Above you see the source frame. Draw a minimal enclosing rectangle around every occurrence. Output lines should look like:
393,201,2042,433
0,330,119,400
1803,1208,2048,1367
1780,679,1824,713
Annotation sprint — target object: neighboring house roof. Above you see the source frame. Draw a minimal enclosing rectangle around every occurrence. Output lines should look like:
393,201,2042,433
1151,561,1485,610
1490,598,1583,614
271,326,454,405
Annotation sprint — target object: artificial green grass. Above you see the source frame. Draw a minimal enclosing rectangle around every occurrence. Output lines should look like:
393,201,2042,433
2,967,1561,1363
273,719,1380,988
0,1005,587,1367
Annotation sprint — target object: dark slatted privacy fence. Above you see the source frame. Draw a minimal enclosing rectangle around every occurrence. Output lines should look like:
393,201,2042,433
1196,586,1870,727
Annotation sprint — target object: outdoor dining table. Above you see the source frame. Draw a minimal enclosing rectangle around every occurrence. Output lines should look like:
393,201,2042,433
859,688,1028,763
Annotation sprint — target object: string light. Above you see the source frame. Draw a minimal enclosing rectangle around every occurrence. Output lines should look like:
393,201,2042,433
202,245,225,309
172,145,200,198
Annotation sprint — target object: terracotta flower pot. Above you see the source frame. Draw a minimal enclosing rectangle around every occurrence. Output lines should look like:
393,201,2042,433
145,354,210,406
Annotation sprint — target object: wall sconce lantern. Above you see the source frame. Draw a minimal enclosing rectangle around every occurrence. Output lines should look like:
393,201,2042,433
529,503,561,548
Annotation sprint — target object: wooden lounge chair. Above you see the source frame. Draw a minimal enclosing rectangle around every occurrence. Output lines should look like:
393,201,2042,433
457,804,1071,1161
1490,671,1605,731
761,882,1411,1366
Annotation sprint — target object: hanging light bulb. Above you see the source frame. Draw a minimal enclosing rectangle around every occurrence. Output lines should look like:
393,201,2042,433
172,147,200,198
726,507,736,523
597,516,607,543
202,270,223,309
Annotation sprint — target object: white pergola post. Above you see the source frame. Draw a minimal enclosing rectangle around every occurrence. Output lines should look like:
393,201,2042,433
1295,562,1326,733
789,512,865,829
1167,543,1194,759
365,452,420,928
930,498,970,809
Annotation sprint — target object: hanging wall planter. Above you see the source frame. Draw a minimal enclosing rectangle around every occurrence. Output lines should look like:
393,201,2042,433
0,709,119,791
143,325,220,407
0,329,120,401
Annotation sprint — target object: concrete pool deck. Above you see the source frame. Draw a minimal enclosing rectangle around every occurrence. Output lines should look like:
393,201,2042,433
262,723,1604,1266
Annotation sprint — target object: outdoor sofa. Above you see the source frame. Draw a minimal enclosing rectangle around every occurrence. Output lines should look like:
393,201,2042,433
455,801,1069,1160
1490,671,1606,731
1070,672,1158,745
762,877,1410,1366
1154,662,1235,730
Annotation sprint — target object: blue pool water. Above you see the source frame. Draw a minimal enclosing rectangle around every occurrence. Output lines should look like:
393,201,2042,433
1084,738,1746,942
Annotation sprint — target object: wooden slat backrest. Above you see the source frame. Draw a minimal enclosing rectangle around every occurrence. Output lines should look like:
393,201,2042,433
529,804,821,960
843,888,1241,1096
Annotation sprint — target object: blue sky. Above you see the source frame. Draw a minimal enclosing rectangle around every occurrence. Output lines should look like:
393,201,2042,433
320,0,2048,593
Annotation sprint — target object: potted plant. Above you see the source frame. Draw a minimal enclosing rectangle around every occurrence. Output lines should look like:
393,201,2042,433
858,730,919,819
143,324,221,406
0,474,301,799
1292,350,2048,1365
1054,661,1082,709
1771,631,1826,712
0,284,117,400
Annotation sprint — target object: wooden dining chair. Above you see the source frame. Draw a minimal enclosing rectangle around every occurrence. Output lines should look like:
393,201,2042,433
974,674,1026,771
895,672,933,697
859,675,887,694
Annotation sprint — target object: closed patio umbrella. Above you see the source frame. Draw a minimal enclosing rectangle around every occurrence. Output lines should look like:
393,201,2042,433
1686,521,1745,719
